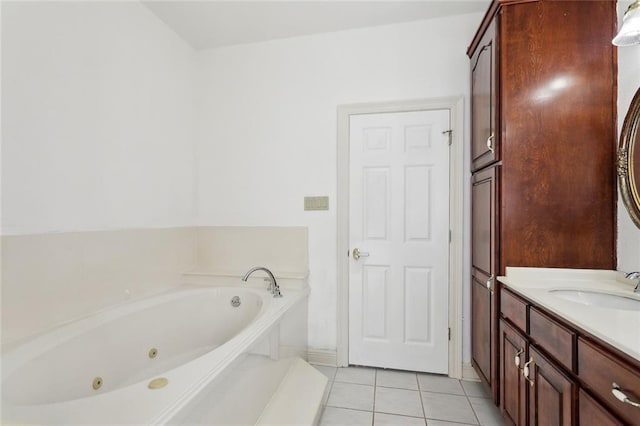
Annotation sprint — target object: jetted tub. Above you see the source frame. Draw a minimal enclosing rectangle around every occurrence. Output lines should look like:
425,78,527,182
1,285,310,425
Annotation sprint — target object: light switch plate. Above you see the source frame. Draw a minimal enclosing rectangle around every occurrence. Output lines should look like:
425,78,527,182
304,196,329,211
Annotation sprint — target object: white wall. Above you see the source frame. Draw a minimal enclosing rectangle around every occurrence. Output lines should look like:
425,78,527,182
195,14,483,354
616,1,640,273
1,2,196,235
1,2,198,344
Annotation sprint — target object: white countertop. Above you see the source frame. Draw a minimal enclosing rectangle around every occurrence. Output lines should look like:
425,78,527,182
498,267,640,362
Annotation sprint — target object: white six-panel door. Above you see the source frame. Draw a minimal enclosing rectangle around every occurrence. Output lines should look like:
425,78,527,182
348,109,450,373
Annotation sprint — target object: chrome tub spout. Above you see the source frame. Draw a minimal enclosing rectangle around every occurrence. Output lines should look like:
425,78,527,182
242,266,282,297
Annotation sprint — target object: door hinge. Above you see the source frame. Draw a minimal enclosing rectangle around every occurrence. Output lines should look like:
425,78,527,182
442,129,453,146
449,230,452,243
448,328,451,341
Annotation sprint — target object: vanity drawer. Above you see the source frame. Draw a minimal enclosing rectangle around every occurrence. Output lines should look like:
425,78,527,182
500,287,527,332
529,307,575,372
578,337,640,425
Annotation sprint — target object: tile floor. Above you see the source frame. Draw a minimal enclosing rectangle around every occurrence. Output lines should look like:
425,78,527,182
312,365,505,426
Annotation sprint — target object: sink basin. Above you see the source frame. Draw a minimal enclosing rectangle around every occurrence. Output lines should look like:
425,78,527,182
549,289,640,311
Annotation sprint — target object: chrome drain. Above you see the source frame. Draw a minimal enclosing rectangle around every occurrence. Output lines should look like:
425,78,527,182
231,296,241,307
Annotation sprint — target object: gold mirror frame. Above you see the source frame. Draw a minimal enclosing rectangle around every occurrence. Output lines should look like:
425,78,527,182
618,86,640,229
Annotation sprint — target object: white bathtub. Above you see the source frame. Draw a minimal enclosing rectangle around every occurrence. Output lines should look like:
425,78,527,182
1,285,310,425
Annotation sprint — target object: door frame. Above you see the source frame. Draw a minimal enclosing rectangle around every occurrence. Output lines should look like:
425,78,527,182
336,97,464,378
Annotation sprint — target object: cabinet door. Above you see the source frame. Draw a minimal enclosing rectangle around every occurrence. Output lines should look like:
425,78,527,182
470,19,497,172
471,166,498,281
528,346,575,426
471,165,499,402
472,274,493,387
578,390,622,426
500,319,527,426
498,0,616,271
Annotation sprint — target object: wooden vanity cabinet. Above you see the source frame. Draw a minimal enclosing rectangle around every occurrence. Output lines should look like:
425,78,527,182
468,0,617,404
499,286,640,425
499,288,576,425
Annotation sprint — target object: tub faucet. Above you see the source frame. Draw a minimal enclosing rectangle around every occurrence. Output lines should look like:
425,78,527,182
626,271,640,293
242,266,282,298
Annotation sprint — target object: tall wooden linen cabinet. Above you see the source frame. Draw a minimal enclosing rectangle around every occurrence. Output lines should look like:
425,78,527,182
467,0,617,406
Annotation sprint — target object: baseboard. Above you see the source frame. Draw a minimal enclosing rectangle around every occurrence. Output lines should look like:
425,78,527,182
292,349,472,379
305,350,470,377
462,363,480,381
306,349,338,366
279,345,307,360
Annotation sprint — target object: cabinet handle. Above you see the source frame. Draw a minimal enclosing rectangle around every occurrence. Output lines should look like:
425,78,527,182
523,357,535,387
514,348,524,369
486,134,495,153
612,383,640,409
486,275,494,292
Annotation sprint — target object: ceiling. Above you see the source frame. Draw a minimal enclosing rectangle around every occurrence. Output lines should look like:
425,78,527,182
142,1,490,50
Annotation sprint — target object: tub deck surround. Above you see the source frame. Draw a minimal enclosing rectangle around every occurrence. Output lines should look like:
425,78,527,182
498,267,640,362
182,269,310,290
1,285,311,425
172,355,328,425
0,227,199,346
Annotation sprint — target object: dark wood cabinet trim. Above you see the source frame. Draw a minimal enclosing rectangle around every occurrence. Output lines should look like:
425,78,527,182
467,2,501,57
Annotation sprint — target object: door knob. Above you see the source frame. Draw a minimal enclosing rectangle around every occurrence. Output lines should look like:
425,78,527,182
352,248,370,260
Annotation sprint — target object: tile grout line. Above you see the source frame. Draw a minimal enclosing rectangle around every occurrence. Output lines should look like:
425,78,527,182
319,366,338,423
371,368,377,426
416,372,428,423
463,385,483,426
320,372,334,424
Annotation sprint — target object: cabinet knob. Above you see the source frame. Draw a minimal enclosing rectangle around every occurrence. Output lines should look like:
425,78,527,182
523,357,535,387
612,383,640,409
486,134,495,153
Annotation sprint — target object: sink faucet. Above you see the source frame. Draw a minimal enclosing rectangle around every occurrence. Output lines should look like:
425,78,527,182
625,271,640,293
242,266,282,298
